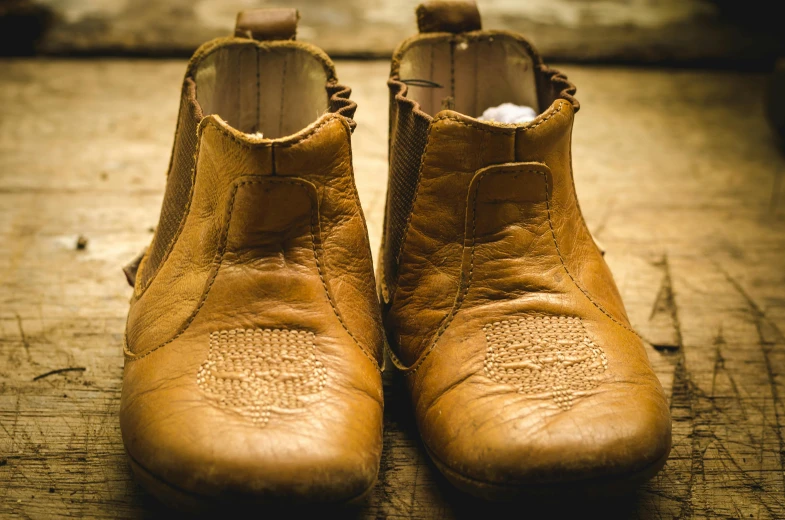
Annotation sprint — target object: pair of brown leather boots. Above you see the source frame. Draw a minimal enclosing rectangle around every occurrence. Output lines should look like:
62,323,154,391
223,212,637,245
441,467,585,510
120,2,672,508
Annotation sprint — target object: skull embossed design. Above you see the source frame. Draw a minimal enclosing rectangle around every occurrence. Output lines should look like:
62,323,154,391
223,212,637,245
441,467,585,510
197,328,327,425
484,315,608,409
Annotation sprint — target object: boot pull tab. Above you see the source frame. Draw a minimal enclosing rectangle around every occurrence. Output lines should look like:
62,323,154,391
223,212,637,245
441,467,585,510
416,1,481,34
234,8,299,41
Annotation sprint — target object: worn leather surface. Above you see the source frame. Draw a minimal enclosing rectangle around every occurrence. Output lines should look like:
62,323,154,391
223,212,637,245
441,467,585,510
235,8,299,41
121,26,383,503
382,2,672,492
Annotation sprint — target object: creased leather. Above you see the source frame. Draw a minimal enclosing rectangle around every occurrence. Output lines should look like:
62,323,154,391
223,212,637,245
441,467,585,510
125,120,273,356
381,4,671,494
514,103,629,327
386,114,516,366
123,175,382,501
385,155,671,490
122,50,384,502
275,116,385,366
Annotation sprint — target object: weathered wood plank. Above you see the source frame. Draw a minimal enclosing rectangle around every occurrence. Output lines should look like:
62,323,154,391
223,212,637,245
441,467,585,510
5,0,783,64
1,59,784,518
667,258,785,518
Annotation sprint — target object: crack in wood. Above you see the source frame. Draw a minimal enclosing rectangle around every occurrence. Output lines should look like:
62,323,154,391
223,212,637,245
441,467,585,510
647,255,682,352
653,254,696,518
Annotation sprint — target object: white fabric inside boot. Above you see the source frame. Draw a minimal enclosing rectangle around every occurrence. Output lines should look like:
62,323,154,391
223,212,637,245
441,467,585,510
478,103,537,124
192,43,331,138
398,36,540,119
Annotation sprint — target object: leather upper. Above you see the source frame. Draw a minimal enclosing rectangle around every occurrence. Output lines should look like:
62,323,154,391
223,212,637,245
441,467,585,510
381,3,671,491
121,28,384,503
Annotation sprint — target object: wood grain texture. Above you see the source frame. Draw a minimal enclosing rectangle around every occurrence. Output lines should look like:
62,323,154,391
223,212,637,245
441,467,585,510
1,59,784,518
10,0,783,64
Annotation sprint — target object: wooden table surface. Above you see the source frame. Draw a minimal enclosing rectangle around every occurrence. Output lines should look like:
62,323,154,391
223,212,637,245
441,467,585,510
1,59,784,519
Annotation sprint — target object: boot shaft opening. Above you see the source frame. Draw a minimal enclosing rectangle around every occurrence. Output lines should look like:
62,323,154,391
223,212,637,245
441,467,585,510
185,39,354,139
390,30,578,122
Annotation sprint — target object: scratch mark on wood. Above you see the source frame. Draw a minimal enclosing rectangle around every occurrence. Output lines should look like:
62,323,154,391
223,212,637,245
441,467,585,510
14,313,31,363
658,255,699,519
717,264,785,495
717,264,784,343
672,357,697,519
710,326,725,399
32,367,86,381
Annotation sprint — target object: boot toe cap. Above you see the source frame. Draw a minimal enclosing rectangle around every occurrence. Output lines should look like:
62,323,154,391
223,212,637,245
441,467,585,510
419,374,671,493
123,394,381,504
120,348,383,505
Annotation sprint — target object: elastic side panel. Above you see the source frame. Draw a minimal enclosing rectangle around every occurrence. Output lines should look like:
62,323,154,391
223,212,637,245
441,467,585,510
326,82,358,130
384,80,430,286
536,64,580,113
137,78,202,292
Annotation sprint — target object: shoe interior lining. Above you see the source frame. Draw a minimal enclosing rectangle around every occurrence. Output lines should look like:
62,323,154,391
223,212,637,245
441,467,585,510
192,43,331,138
398,35,540,118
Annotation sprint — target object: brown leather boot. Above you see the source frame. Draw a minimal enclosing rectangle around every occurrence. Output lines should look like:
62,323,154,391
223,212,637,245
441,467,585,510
380,1,672,498
121,9,384,508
